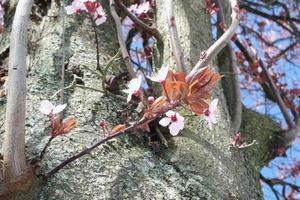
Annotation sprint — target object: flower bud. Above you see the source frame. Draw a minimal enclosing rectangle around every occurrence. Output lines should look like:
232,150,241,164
147,96,155,104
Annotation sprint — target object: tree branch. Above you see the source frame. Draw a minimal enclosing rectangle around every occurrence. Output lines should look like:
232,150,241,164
216,0,241,133
110,0,135,78
165,0,188,74
186,0,239,81
3,0,34,180
259,59,295,129
45,101,179,177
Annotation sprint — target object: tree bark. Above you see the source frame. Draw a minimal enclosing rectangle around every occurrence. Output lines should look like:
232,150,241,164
0,0,280,199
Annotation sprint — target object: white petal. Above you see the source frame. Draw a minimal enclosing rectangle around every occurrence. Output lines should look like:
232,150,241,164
209,99,218,112
128,78,142,91
169,121,184,136
65,6,76,14
165,110,176,117
176,114,184,123
209,114,218,124
126,93,132,103
159,117,171,127
39,100,54,115
52,104,67,114
148,67,169,82
147,76,159,82
95,17,106,26
123,89,132,94
157,67,169,81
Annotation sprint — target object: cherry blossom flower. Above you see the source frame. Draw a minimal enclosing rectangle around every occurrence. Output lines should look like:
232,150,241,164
39,100,67,116
65,0,106,26
123,77,142,103
159,110,184,136
128,2,151,17
65,0,87,14
147,67,169,84
203,98,218,130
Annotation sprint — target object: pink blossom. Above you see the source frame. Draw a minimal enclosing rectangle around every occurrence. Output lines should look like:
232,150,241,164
203,99,218,130
39,100,67,116
128,2,151,16
159,110,184,136
123,77,142,103
65,0,106,26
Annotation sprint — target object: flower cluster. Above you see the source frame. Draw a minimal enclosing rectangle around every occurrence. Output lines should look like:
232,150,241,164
124,67,221,136
204,0,219,15
66,0,106,26
39,100,77,137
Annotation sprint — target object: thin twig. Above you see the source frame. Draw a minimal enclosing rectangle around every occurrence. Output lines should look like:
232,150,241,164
165,0,188,74
39,136,55,160
45,102,179,177
76,84,127,101
259,59,295,128
110,0,136,78
60,6,66,106
116,0,161,41
155,126,168,148
50,76,77,99
90,16,103,73
186,0,239,81
82,64,103,78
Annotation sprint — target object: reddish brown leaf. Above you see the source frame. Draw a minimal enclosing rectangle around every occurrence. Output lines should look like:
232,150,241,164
61,117,77,134
187,68,221,101
111,124,127,134
149,96,170,115
164,81,189,102
188,99,208,116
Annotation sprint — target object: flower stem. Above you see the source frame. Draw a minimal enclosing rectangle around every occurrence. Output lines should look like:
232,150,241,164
90,16,103,74
39,136,55,160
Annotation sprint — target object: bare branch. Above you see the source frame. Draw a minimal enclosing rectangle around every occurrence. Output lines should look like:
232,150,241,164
165,0,188,74
109,0,135,78
186,0,239,81
3,0,33,180
259,59,295,129
45,102,179,177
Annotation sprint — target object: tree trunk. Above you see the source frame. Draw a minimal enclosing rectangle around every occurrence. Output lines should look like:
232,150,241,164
0,0,280,199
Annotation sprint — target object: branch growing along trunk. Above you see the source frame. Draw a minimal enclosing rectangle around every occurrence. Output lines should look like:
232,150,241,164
2,0,33,183
186,0,239,81
110,0,136,79
165,0,188,74
216,0,242,133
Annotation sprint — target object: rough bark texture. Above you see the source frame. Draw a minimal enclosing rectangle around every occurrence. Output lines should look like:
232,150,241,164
0,0,280,199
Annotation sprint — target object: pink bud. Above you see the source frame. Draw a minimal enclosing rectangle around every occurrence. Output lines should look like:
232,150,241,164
99,119,106,128
147,96,155,104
